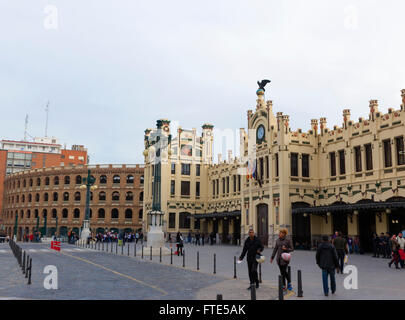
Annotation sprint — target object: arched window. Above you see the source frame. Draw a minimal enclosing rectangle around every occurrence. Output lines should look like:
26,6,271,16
35,209,39,218
64,176,70,185
29,179,33,187
17,180,20,188
28,194,32,202
62,209,68,218
139,192,144,202
90,192,93,201
52,209,57,219
126,175,134,184
35,193,40,202
44,193,49,202
37,178,41,186
22,195,25,203
112,191,120,201
113,175,120,184
111,208,119,219
126,192,133,201
89,209,92,219
23,179,26,187
98,208,105,218
63,192,69,201
43,209,47,218
20,210,24,219
74,192,81,201
99,191,106,201
27,210,31,219
100,175,107,184
53,192,58,202
140,175,144,184
139,209,143,220
75,175,82,185
125,209,132,219
45,177,50,186
74,208,80,219
54,176,59,185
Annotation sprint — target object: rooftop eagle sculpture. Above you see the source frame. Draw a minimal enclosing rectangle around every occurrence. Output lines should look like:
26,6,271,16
257,79,271,91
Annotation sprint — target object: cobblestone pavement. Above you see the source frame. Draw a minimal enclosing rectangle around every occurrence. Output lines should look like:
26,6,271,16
81,240,405,300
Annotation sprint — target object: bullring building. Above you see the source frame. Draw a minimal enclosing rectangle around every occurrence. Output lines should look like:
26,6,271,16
143,88,405,251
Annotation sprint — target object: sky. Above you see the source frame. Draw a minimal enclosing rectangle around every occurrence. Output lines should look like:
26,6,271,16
0,0,404,164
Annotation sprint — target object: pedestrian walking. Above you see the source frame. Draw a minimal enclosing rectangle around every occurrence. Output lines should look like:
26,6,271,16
333,232,348,274
270,228,294,291
239,228,264,290
176,232,184,256
388,234,400,269
316,235,339,296
397,232,405,268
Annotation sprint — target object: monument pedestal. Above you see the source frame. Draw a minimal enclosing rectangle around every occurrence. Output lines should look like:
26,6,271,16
140,210,171,255
79,220,91,245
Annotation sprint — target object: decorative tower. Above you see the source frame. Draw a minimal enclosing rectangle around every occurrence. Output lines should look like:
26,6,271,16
202,123,214,165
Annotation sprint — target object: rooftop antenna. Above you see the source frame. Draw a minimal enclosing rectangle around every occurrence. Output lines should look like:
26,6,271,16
45,101,50,137
24,114,29,141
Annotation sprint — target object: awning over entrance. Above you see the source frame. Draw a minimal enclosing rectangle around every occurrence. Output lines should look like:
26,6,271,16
191,210,241,219
292,201,405,215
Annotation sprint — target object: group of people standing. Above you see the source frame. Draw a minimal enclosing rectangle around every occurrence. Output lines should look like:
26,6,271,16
372,232,405,269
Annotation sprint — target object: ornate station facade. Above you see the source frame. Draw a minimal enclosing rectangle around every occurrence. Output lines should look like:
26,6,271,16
144,88,405,250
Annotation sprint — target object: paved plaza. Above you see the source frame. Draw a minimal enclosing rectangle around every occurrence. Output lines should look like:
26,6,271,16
1,241,404,300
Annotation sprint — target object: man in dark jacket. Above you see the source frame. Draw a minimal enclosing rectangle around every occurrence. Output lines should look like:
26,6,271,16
316,235,339,296
333,232,348,274
239,228,264,290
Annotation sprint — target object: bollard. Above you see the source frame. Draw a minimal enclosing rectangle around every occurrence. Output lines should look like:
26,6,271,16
278,275,284,300
259,263,262,283
25,255,29,278
183,250,185,268
128,243,130,256
234,256,237,279
250,284,256,300
150,246,153,260
170,248,173,264
297,270,303,297
197,252,200,271
28,258,32,285
121,243,124,255
160,247,162,263
134,243,136,257
216,294,223,300
102,242,104,251
22,251,26,274
111,242,113,253
213,253,216,274
142,246,144,259
116,242,118,254
107,242,109,252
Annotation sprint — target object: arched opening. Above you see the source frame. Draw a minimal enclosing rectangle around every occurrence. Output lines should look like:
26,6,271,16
35,193,40,202
37,178,41,186
62,209,68,218
139,209,143,220
74,208,80,219
74,192,81,201
256,204,268,246
112,191,120,201
111,208,119,219
125,209,132,219
53,192,58,202
75,175,82,185
63,192,69,201
64,176,70,185
139,192,144,202
45,177,50,186
44,193,49,202
98,208,105,219
54,176,59,185
99,191,106,201
140,175,144,184
52,209,57,219
59,226,68,236
100,175,107,184
292,202,312,250
126,175,134,184
357,199,376,253
126,191,133,201
113,175,120,184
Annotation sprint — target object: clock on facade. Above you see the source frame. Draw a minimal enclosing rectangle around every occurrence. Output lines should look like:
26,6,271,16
257,125,265,142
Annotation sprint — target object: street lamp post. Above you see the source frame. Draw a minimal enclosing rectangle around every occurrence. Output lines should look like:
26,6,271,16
55,215,58,239
13,213,18,241
43,212,47,238
79,169,97,244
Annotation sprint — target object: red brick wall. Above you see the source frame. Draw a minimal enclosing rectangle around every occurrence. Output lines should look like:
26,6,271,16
0,150,7,222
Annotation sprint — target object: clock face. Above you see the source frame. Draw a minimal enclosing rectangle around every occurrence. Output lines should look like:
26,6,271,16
257,125,265,141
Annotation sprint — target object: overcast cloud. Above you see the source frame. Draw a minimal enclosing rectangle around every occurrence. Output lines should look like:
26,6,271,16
0,0,404,164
